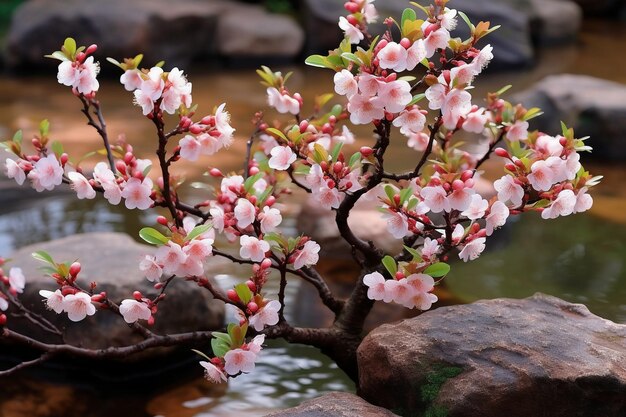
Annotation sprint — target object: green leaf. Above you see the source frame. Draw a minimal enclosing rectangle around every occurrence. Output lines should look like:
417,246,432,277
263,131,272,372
408,93,426,106
234,283,253,305
229,322,248,348
341,52,362,65
265,128,287,142
184,224,212,242
12,130,22,146
45,51,70,62
191,348,212,361
457,11,475,31
402,8,417,26
50,141,64,157
244,172,263,193
495,85,512,96
313,143,329,164
348,152,361,168
403,245,421,260
211,331,232,344
258,185,274,204
382,255,397,276
63,37,77,58
522,107,543,121
384,184,396,203
138,227,169,245
39,119,50,137
424,262,451,278
32,250,55,266
330,141,343,163
211,338,230,358
399,187,413,205
305,55,329,69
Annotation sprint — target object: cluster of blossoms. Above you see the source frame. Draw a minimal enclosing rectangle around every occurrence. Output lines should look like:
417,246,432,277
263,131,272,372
178,104,235,160
0,262,25,318
200,333,266,383
54,39,100,97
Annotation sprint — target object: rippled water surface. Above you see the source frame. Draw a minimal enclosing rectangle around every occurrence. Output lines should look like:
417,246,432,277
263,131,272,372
1,19,626,417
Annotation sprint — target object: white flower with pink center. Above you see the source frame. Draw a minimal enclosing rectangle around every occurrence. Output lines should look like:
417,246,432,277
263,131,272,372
155,242,187,275
494,175,524,207
485,201,510,236
406,273,437,310
462,109,489,134
528,160,555,192
375,80,412,114
121,177,153,210
234,198,256,229
461,194,488,220
363,272,387,301
179,135,202,161
377,42,408,72
425,83,447,110
120,69,142,92
57,61,79,87
535,135,564,158
267,87,300,115
220,175,244,202
421,238,440,260
338,16,364,44
30,154,63,191
134,89,154,115
0,295,8,311
347,93,385,125
200,361,227,383
357,74,380,97
421,185,448,213
63,292,96,322
393,108,426,136
410,292,439,311
76,56,100,94
184,238,214,261
406,39,427,71
259,206,282,233
248,334,265,355
292,240,320,270
385,278,414,307
441,89,472,130
224,348,257,375
8,267,25,293
94,162,122,205
407,132,430,151
249,300,281,331
269,146,296,171
67,171,96,200
423,25,451,57
574,187,593,213
541,189,576,220
215,103,235,147
239,235,270,263
507,120,529,142
141,67,165,101
39,289,65,314
119,299,152,324
176,255,204,277
304,164,325,190
334,69,358,98
5,158,26,185
383,210,409,239
139,255,163,282
209,206,225,233
316,184,342,210
459,237,486,262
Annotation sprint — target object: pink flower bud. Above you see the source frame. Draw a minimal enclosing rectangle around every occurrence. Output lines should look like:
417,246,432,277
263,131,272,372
227,289,240,302
261,258,273,269
265,195,276,206
299,120,309,133
360,146,373,157
347,15,358,26
133,291,143,301
395,271,405,280
69,262,81,277
333,162,343,173
0,314,6,326
247,302,259,313
246,280,257,292
189,124,203,134
494,148,510,158
248,166,260,176
209,168,223,177
85,44,98,55
400,38,411,49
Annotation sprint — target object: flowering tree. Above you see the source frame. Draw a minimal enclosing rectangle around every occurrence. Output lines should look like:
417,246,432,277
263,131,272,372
0,0,600,384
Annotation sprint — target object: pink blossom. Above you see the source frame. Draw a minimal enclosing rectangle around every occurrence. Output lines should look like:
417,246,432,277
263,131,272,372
334,70,358,97
447,186,475,212
179,135,202,161
406,39,427,71
141,67,165,101
120,69,142,91
421,238,440,259
39,289,65,313
267,87,300,115
119,299,152,323
94,162,122,205
248,334,265,355
385,278,414,306
363,1,378,23
494,175,524,207
410,292,439,310
473,44,494,72
574,187,593,213
507,120,529,142
441,89,472,130
224,348,257,375
565,152,581,180
461,194,488,220
383,210,409,239
316,184,342,210
407,132,430,151
63,292,96,322
57,61,79,87
220,175,244,202
304,164,325,190
334,125,355,144
421,185,448,213
462,109,489,134
121,177,153,210
134,89,154,115
161,87,183,114
393,108,426,136
249,299,281,331
8,267,25,293
423,25,450,57
139,255,163,282
338,16,364,44
200,361,227,383
239,235,270,262
75,56,100,94
485,201,509,236
347,93,385,125
450,223,465,243
259,206,282,233
269,146,296,171
183,238,214,260
375,80,412,113
67,171,96,199
5,158,26,185
406,273,435,293
528,160,555,192
234,198,256,229
439,8,458,30
541,189,576,219
292,240,320,270
209,206,225,233
0,295,8,311
176,255,204,277
30,154,63,191
215,103,235,148
357,74,380,97
155,242,187,275
535,135,564,158
458,237,486,262
425,83,447,110
363,272,387,301
377,42,408,72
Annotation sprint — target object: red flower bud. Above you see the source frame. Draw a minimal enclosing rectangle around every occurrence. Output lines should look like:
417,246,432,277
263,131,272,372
69,262,81,277
209,168,223,177
247,302,259,313
494,148,510,158
360,146,373,157
227,289,240,302
133,291,143,301
246,280,257,293
0,314,6,326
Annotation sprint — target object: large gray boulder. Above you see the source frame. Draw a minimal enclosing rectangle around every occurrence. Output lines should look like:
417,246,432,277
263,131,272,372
513,74,626,161
264,392,400,417
4,233,225,352
6,0,304,69
358,293,626,417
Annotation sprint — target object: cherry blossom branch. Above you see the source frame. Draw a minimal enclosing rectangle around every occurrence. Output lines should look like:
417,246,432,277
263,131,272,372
277,264,288,322
243,129,260,180
78,96,115,171
287,167,311,193
152,111,182,228
3,290,63,338
475,128,506,170
0,352,54,377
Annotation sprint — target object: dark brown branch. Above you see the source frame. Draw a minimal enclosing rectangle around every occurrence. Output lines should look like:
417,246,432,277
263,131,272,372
287,267,344,315
277,264,288,322
0,352,54,377
79,96,115,171
475,128,506,170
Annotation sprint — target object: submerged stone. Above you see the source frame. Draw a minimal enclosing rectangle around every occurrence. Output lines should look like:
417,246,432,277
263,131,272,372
264,392,400,417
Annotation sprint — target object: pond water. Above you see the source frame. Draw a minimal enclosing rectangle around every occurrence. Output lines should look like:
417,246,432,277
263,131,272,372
1,19,626,417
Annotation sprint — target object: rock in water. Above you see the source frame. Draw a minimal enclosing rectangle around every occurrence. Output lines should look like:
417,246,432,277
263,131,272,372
264,392,401,417
513,74,626,161
358,293,626,417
